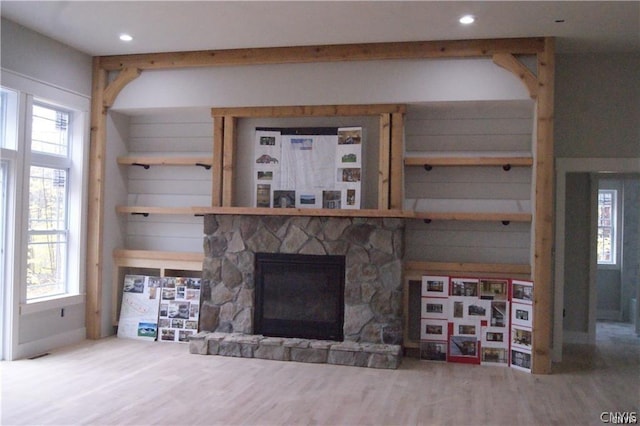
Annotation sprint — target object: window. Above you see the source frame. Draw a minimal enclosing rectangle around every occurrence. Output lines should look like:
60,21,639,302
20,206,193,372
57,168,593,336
597,189,617,265
27,104,72,300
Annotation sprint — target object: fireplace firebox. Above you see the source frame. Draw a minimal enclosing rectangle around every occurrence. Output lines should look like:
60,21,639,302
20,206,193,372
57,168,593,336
254,253,345,341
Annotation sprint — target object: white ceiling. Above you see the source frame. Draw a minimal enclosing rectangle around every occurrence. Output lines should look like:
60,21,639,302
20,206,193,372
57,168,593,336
1,1,639,57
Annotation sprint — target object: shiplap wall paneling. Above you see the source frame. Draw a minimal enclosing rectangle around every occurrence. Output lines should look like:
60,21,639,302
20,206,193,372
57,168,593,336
404,100,534,153
123,111,213,252
404,220,531,264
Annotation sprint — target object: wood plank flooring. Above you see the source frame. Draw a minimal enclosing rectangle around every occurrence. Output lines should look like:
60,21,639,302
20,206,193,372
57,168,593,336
1,322,638,425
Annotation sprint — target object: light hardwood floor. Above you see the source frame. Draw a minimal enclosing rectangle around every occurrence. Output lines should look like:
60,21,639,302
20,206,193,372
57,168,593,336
2,322,638,426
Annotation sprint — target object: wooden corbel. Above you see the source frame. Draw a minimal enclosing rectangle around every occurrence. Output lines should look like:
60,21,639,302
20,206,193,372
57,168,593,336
492,53,538,99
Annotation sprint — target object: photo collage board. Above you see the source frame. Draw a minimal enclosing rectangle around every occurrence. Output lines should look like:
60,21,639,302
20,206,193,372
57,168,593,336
118,275,201,343
254,127,363,210
419,275,534,372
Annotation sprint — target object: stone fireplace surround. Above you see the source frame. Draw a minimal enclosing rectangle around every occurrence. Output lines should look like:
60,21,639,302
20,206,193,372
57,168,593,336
200,214,405,347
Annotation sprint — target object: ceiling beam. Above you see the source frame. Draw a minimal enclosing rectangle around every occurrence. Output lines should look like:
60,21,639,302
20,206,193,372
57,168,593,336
99,37,546,71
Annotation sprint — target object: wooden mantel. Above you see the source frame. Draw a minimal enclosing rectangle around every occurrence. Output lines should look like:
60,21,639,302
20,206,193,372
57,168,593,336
88,36,554,374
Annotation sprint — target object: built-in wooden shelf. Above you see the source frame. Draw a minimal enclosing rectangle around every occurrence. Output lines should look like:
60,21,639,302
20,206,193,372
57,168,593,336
411,211,532,223
113,249,204,264
191,206,531,222
115,206,206,216
404,152,533,168
117,155,213,168
191,206,409,218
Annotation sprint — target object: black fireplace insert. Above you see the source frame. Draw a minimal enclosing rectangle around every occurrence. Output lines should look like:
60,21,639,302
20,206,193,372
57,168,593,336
254,252,345,341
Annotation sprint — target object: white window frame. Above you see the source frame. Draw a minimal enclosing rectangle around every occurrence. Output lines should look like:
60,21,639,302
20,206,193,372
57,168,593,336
597,179,623,270
1,71,89,320
26,101,74,301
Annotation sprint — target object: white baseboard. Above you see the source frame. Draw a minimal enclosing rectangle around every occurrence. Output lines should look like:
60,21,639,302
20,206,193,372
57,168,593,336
13,328,86,361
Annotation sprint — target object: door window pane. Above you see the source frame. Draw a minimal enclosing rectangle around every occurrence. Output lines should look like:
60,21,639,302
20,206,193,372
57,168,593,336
597,189,617,265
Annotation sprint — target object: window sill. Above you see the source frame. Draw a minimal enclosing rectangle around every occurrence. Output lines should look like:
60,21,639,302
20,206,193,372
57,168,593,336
20,294,85,315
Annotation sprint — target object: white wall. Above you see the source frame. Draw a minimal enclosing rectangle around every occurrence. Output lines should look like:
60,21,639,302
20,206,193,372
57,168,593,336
112,58,529,111
1,18,92,358
1,18,92,98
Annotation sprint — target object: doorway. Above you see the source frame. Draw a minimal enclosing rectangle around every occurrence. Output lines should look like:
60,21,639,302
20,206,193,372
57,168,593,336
554,158,640,362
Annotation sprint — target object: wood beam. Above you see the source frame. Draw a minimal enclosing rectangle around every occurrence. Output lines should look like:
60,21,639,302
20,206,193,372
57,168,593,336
102,67,141,108
532,37,555,374
492,53,538,99
390,112,405,210
99,38,546,71
222,116,237,207
212,116,224,207
86,57,108,339
211,104,405,118
378,113,391,209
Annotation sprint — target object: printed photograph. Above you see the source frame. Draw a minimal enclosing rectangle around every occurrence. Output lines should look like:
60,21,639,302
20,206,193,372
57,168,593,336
137,322,157,338
346,189,356,206
186,289,200,300
273,190,295,208
179,330,194,342
453,301,464,318
420,341,447,361
323,190,341,209
421,319,447,340
160,328,175,342
468,304,487,316
185,278,201,290
341,153,357,163
185,320,198,330
148,277,162,288
339,168,361,182
159,318,170,328
422,276,449,297
338,128,362,145
486,332,504,342
300,194,316,205
161,288,175,300
176,286,186,299
451,279,478,297
511,303,533,327
256,184,271,208
512,327,533,349
172,319,185,329
482,348,508,364
162,277,176,288
449,336,477,357
458,324,477,335
490,301,508,327
190,304,200,318
422,298,448,319
160,303,168,317
512,280,534,304
480,279,508,300
260,136,276,146
511,349,532,370
123,275,145,293
257,171,273,180
168,302,190,319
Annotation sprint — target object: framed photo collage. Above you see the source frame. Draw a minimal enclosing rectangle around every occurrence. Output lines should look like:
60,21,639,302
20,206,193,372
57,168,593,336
420,275,534,372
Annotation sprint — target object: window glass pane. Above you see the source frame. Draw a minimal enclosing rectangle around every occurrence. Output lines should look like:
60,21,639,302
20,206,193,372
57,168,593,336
0,87,18,150
28,166,67,231
28,165,68,300
597,189,616,265
31,104,69,156
27,232,67,299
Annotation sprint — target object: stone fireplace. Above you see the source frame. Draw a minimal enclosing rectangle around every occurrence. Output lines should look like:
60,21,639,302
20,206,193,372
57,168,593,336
200,215,405,345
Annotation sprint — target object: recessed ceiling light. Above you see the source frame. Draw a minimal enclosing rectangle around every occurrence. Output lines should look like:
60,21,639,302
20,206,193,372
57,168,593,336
119,34,133,42
459,15,475,25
